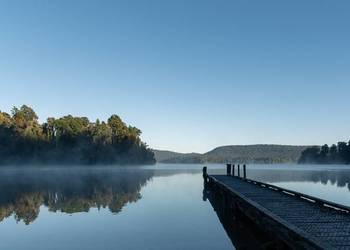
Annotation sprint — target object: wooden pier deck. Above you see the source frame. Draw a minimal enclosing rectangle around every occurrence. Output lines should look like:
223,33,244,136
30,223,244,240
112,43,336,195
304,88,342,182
203,166,350,249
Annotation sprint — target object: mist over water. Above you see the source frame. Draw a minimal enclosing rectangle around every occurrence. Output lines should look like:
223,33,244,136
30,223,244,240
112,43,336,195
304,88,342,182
0,164,349,250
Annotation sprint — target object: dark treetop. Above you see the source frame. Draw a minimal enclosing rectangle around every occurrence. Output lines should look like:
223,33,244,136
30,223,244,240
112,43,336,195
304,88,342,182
0,105,155,165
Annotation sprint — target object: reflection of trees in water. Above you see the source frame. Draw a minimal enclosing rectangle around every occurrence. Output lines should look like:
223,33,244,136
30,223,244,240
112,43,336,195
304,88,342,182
247,169,350,190
0,169,154,225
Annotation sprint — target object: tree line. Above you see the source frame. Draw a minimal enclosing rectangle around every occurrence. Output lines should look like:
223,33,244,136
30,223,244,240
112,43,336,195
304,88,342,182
0,105,155,165
298,141,350,164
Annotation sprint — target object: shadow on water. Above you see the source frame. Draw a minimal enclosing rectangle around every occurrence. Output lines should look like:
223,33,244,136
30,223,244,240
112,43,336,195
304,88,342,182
0,168,154,225
203,180,289,250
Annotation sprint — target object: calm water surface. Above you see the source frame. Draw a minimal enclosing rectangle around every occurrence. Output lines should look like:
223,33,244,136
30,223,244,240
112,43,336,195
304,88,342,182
0,164,349,250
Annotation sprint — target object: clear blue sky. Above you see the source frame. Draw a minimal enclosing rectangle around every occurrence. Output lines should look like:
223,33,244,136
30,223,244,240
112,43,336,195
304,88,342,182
1,0,349,153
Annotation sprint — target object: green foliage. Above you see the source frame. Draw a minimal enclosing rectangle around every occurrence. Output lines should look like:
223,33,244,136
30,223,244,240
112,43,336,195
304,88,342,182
299,141,350,164
0,105,155,165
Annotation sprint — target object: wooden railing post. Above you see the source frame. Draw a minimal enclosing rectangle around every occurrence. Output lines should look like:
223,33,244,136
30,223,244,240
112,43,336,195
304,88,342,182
243,164,246,179
226,164,231,176
237,164,240,177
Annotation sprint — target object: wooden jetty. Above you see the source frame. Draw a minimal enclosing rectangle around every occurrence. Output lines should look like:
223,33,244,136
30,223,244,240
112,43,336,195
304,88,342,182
203,164,350,249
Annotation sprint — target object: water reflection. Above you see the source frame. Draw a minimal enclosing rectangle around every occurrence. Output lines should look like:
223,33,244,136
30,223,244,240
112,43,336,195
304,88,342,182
0,165,349,250
0,168,154,225
246,168,350,190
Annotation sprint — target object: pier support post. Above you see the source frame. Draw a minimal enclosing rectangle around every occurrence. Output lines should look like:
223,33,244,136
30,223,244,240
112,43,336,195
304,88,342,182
226,164,232,176
203,166,207,178
232,164,235,176
203,166,208,183
243,164,246,179
238,164,240,177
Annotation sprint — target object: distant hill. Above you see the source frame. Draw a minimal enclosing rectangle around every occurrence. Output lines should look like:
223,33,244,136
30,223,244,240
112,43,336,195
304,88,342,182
153,145,310,164
153,150,202,163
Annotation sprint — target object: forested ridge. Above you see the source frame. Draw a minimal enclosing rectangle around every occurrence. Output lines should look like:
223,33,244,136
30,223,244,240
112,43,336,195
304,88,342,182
299,141,350,164
0,105,155,165
154,145,308,164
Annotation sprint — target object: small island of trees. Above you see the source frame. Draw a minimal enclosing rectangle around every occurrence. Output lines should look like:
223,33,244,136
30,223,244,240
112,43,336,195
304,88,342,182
0,105,155,165
299,141,350,164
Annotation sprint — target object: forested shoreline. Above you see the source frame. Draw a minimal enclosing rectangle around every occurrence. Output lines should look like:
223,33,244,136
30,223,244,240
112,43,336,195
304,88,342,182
299,141,350,164
0,105,155,165
1,106,348,166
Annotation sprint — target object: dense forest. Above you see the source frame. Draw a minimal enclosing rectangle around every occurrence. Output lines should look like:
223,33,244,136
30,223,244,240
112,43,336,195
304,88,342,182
154,145,308,164
298,141,350,164
0,105,155,165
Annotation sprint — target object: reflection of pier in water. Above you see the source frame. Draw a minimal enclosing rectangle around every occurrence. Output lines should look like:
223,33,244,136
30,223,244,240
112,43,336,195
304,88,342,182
203,181,277,249
203,165,350,249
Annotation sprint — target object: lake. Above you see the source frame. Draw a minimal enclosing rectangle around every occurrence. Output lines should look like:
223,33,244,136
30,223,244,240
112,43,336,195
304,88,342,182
0,164,349,250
